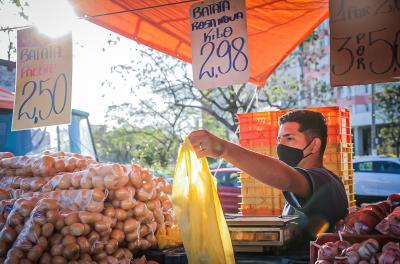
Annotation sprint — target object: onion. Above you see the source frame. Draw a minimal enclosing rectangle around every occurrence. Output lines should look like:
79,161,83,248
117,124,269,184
62,242,79,260
64,212,79,226
115,187,135,201
103,207,116,218
41,223,54,237
92,189,105,202
136,189,153,202
78,212,102,224
71,173,82,188
95,220,110,233
92,176,105,190
120,200,136,210
105,239,119,254
111,229,125,243
124,219,140,233
115,209,127,221
129,170,142,189
70,223,85,236
77,236,90,254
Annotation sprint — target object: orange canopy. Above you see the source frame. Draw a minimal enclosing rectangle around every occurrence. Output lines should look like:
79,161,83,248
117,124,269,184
72,0,328,86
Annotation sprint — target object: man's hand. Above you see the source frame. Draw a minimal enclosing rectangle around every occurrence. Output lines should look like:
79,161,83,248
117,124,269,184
188,130,226,158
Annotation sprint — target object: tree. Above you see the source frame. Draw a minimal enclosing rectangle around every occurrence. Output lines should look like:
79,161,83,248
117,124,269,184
375,84,400,157
0,0,28,19
92,124,178,172
0,0,29,60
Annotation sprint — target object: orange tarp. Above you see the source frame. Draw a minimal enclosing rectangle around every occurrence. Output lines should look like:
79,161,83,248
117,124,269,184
72,0,328,86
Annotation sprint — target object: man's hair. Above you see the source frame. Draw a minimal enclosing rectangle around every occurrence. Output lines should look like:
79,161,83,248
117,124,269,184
279,110,327,156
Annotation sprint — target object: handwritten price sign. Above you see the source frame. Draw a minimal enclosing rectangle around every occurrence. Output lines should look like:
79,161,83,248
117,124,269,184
330,0,400,86
12,27,72,131
190,0,250,89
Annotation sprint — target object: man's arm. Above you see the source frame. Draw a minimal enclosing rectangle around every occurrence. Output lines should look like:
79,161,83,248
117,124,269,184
189,130,311,199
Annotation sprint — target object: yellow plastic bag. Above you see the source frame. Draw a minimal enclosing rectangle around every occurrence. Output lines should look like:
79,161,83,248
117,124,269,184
172,138,235,264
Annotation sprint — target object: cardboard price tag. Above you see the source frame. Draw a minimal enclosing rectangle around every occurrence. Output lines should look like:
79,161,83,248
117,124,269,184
12,27,72,131
190,0,250,89
330,0,400,86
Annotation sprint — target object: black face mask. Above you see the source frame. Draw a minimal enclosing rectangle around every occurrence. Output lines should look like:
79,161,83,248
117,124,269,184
277,139,314,167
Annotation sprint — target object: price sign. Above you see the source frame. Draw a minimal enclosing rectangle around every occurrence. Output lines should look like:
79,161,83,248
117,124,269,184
12,27,72,131
190,0,250,89
330,0,400,86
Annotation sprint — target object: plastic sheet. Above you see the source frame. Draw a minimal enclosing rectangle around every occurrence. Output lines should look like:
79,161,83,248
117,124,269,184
23,189,107,213
41,163,130,191
5,198,59,262
172,138,235,264
0,197,40,257
0,154,96,177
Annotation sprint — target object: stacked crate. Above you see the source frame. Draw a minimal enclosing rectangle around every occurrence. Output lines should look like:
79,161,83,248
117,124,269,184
237,106,355,216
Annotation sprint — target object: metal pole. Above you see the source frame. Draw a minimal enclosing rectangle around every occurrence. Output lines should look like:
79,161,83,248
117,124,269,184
56,126,61,151
371,84,377,156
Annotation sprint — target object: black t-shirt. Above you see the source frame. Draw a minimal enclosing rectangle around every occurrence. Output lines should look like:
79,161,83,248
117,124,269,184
282,167,348,236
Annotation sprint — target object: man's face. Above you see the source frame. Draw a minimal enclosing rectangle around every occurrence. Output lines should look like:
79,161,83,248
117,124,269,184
277,122,308,149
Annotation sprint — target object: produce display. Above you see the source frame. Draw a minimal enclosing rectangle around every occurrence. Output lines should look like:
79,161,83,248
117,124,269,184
0,176,49,192
0,151,179,263
315,238,400,263
314,194,400,263
0,151,96,177
0,197,40,257
337,194,400,236
376,207,400,239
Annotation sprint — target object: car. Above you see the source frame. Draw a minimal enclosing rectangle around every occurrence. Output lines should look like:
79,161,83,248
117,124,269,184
211,167,241,214
353,156,400,204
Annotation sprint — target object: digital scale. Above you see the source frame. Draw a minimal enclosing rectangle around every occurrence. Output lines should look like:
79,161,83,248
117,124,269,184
225,215,301,252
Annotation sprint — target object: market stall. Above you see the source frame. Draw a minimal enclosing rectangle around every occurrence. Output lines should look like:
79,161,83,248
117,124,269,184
2,0,399,263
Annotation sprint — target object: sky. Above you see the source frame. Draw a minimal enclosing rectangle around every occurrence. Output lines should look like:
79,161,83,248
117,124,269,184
0,1,147,125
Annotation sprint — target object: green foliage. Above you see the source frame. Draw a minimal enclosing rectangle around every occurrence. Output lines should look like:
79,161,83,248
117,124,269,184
375,84,400,157
92,124,177,172
0,0,29,20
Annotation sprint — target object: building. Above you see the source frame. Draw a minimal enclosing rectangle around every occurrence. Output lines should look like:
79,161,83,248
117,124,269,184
0,59,16,92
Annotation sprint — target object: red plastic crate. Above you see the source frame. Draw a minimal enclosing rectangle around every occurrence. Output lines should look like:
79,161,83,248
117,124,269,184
241,182,282,197
240,134,352,147
243,146,277,156
324,149,352,163
237,106,351,134
327,125,351,136
349,199,357,208
239,138,277,147
239,207,282,216
240,195,285,207
307,106,351,125
239,130,279,140
239,128,351,141
326,134,353,144
237,110,289,132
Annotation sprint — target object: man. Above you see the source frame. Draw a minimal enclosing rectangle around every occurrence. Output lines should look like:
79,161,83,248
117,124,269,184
189,110,348,236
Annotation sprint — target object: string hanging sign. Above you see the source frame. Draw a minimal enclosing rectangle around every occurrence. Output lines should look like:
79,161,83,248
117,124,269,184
330,0,400,86
12,27,72,131
190,0,250,89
